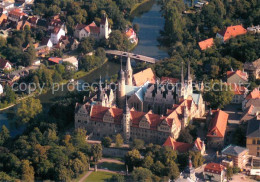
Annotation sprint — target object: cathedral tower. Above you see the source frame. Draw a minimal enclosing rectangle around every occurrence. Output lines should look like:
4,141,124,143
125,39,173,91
186,60,193,98
118,58,126,108
123,98,131,143
125,55,133,86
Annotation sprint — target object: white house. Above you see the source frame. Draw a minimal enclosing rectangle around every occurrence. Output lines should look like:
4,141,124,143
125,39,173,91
203,163,225,182
50,27,65,44
0,84,3,95
63,56,78,70
74,16,111,40
0,58,12,70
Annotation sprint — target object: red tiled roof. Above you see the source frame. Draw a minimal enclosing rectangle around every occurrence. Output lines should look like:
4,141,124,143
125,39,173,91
75,24,87,30
204,163,225,174
246,88,260,100
161,77,179,84
28,16,38,24
133,68,156,86
84,22,100,34
163,136,193,153
194,138,203,151
227,70,248,81
228,83,247,95
126,28,135,38
218,25,247,42
48,57,62,64
207,110,229,138
9,9,26,17
198,38,214,50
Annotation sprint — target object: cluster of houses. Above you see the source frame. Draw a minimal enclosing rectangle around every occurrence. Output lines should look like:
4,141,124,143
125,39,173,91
198,24,259,50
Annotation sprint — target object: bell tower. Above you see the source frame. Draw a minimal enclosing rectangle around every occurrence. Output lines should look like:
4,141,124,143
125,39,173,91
125,55,133,86
118,58,126,108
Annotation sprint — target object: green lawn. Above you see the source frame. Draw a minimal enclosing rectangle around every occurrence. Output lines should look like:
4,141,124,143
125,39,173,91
98,162,125,172
85,171,114,182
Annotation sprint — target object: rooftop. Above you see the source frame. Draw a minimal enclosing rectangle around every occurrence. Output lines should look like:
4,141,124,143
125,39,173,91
246,118,260,138
198,38,214,50
217,25,247,42
204,163,225,174
221,144,248,156
207,110,229,138
133,68,156,86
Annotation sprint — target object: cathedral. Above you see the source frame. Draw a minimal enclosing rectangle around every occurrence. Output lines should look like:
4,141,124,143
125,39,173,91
74,56,205,144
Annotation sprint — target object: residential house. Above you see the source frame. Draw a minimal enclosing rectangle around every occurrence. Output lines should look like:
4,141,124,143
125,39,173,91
247,25,260,34
74,16,111,40
0,13,7,24
0,2,14,11
163,136,206,154
50,27,65,45
70,39,79,51
0,58,12,70
216,25,247,43
240,105,260,123
198,38,214,50
63,56,78,70
125,28,138,44
246,115,260,157
48,15,64,30
203,163,225,182
227,70,248,84
242,88,260,110
244,58,260,80
229,83,248,104
48,57,62,64
221,145,249,169
40,37,53,48
206,109,229,149
133,68,156,86
8,8,27,22
15,20,30,30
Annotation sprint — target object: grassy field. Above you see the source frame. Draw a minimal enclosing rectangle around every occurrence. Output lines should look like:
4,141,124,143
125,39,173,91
85,171,114,182
98,162,125,172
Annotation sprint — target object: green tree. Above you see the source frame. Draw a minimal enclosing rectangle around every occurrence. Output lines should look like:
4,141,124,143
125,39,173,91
203,80,234,109
21,160,35,182
142,155,154,169
4,86,16,104
167,161,180,180
189,151,205,168
226,166,233,179
151,161,165,176
125,149,141,171
109,174,124,182
91,144,102,164
79,37,96,54
0,125,10,146
0,172,13,181
131,139,144,150
17,97,42,124
115,134,124,147
101,136,112,148
177,129,193,144
132,167,153,182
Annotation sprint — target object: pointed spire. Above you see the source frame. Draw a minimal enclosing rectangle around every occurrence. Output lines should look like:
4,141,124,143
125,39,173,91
126,54,132,71
188,60,191,80
99,75,102,89
123,97,130,114
119,56,125,81
181,61,184,85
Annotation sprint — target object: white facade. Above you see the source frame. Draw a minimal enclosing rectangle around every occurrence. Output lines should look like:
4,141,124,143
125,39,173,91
63,56,78,70
50,28,65,44
0,84,3,95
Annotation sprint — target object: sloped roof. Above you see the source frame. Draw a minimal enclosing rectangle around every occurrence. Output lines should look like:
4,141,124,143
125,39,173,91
227,70,248,81
198,38,214,50
0,58,12,69
204,163,225,174
246,118,260,138
207,110,229,138
228,83,247,95
245,98,260,108
126,28,135,37
244,58,260,70
221,144,248,156
133,68,156,86
161,76,179,84
246,88,260,100
163,136,193,153
9,9,27,17
48,57,62,64
84,22,100,34
217,25,247,42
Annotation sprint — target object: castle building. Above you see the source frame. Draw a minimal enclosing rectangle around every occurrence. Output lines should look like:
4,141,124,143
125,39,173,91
74,58,205,144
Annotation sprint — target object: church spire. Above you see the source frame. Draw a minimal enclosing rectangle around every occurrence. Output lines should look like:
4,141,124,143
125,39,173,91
181,61,184,85
187,60,191,81
123,97,130,114
125,54,133,86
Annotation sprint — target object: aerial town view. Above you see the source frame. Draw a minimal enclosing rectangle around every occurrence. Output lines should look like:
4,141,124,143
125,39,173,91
0,0,259,181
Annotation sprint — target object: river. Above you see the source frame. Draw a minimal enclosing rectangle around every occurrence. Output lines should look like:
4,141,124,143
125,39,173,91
0,0,168,135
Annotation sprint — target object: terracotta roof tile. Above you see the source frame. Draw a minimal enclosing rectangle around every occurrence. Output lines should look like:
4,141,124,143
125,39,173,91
228,83,247,95
204,163,225,174
161,77,179,84
218,25,247,42
163,136,193,153
227,70,248,81
126,28,135,38
133,68,156,86
48,57,62,64
198,38,214,50
246,88,260,100
84,22,100,34
207,110,229,138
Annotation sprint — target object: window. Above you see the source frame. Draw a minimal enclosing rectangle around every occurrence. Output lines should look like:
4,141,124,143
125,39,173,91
253,140,256,144
257,152,260,157
257,140,260,144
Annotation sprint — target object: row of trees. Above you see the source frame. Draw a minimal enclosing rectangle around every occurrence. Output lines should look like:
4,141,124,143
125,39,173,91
0,96,104,181
125,143,205,181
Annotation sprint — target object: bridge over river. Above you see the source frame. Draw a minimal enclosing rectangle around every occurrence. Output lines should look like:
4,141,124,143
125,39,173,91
105,50,158,64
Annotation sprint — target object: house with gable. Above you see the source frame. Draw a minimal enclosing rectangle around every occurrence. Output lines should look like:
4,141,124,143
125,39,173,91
216,25,247,43
198,38,214,50
244,58,260,80
0,58,12,70
227,70,248,84
206,109,229,149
